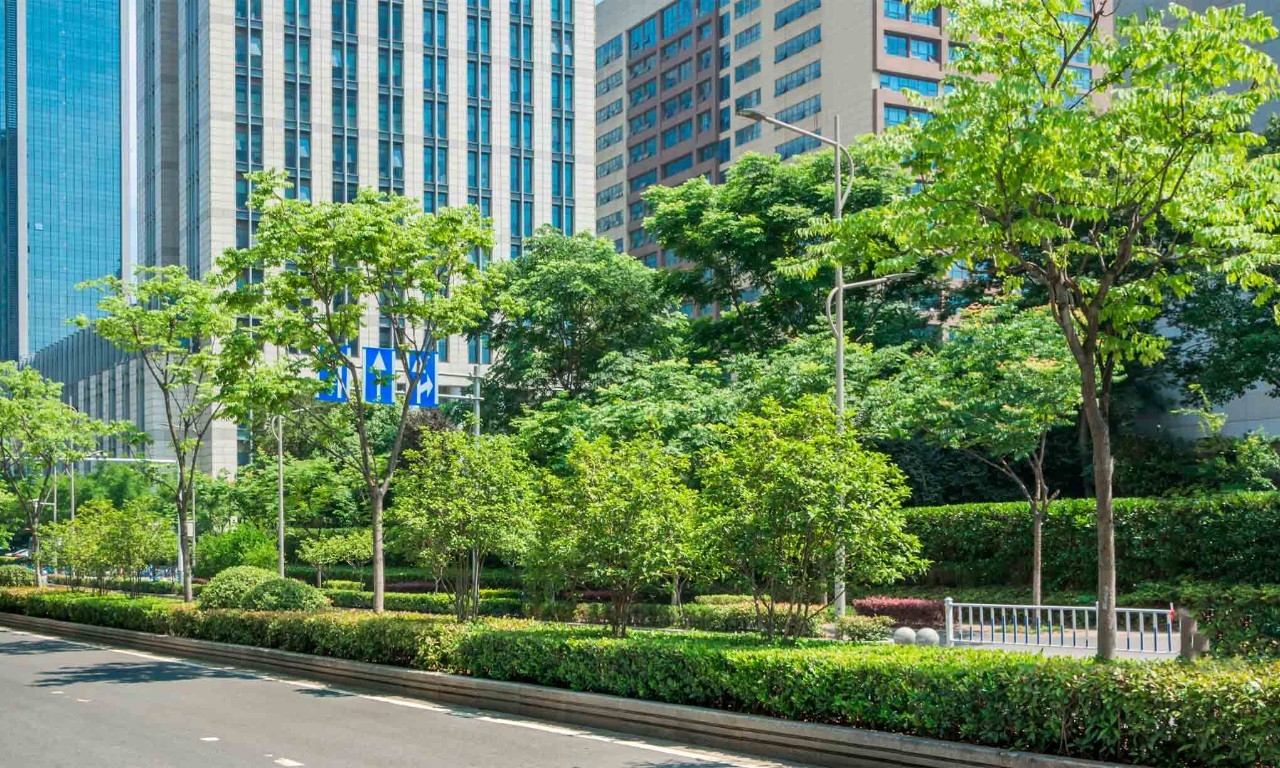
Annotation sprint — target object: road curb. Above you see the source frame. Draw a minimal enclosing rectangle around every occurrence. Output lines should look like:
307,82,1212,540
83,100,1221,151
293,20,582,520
0,612,1132,768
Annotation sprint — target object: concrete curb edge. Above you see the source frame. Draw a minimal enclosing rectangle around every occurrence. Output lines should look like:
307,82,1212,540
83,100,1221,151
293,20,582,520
0,612,1131,768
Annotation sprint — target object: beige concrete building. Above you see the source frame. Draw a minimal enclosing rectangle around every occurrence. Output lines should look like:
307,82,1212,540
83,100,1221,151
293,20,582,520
595,0,1100,264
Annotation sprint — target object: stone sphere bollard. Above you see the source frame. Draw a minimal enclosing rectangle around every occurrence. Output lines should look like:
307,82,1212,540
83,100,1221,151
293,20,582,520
892,627,917,645
915,628,940,646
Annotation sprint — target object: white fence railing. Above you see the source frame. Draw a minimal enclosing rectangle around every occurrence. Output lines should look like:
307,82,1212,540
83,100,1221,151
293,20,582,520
943,598,1182,655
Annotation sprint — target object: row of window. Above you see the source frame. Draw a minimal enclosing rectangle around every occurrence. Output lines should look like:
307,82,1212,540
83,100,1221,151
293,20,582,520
775,0,819,30
885,33,939,62
775,25,820,63
884,0,940,26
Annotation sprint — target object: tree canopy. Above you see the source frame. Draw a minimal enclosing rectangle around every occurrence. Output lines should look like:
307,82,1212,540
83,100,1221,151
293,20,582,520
843,0,1280,657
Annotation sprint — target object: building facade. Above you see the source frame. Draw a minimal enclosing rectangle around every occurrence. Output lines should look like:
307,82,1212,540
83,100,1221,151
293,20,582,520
32,0,597,477
0,0,134,361
594,0,1101,265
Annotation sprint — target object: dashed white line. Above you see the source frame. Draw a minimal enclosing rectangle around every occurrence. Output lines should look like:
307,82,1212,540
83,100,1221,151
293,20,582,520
75,699,91,703
4,626,791,768
200,737,220,742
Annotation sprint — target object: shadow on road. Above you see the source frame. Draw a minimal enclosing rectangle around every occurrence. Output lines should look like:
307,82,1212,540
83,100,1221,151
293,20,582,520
294,686,355,699
0,639,89,657
621,762,737,768
32,661,258,688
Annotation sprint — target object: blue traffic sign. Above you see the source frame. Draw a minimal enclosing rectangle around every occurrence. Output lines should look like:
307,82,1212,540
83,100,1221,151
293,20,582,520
364,347,396,405
407,350,439,409
316,346,352,403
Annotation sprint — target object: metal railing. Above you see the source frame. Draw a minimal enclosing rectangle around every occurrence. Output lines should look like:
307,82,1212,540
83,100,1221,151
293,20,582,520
943,598,1181,655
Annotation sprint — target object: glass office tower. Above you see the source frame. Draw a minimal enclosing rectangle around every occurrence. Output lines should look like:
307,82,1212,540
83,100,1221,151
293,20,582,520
0,0,126,360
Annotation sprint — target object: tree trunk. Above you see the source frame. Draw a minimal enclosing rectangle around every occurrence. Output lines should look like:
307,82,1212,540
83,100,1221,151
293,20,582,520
372,490,385,613
177,491,194,603
1082,398,1117,661
30,528,46,588
1031,506,1043,608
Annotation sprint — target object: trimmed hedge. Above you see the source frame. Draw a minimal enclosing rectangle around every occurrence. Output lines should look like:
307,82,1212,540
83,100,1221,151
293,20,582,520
324,590,811,634
46,574,186,595
0,565,35,587
836,615,894,642
285,564,523,590
906,492,1280,590
851,597,945,628
1,588,1278,766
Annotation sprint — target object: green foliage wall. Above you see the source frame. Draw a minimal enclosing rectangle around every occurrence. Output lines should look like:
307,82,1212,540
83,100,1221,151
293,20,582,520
906,493,1280,590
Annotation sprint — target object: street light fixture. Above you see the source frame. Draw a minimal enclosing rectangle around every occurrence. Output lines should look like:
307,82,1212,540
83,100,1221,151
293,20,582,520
738,108,911,617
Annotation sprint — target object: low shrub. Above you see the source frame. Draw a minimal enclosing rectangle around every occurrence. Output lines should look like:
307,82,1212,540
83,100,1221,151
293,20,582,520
197,566,278,610
0,565,35,587
241,578,330,612
692,594,756,606
47,574,185,595
323,580,363,592
836,615,894,643
324,589,525,618
2,588,1280,766
852,597,944,628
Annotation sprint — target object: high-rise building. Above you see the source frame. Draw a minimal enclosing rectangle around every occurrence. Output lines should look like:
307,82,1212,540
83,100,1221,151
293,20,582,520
33,0,598,475
594,0,1103,266
0,0,135,361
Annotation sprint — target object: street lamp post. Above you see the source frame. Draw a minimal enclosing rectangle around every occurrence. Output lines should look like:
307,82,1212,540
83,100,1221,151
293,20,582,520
268,407,310,578
737,109,908,617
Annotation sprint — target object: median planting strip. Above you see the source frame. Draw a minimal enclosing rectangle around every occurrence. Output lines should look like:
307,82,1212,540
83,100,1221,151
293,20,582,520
1,588,1277,768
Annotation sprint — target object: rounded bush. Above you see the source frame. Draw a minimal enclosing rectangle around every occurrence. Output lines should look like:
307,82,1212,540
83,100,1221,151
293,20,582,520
0,565,35,587
241,578,330,613
836,615,894,643
197,566,277,609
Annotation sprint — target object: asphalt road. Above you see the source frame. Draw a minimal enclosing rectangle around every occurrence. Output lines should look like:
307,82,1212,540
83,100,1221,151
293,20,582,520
0,627,801,768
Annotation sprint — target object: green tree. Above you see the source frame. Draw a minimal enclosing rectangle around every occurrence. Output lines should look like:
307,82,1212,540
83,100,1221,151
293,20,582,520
850,0,1280,658
43,498,174,593
0,363,117,586
219,169,493,612
875,305,1082,605
390,431,537,620
512,356,738,468
531,435,697,637
298,530,373,588
486,228,685,421
644,148,923,359
698,398,923,639
194,523,278,578
1166,275,1280,407
79,265,278,602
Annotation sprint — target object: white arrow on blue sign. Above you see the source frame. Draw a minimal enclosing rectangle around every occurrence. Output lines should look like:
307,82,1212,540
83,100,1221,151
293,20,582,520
406,350,439,409
364,347,396,405
316,345,352,403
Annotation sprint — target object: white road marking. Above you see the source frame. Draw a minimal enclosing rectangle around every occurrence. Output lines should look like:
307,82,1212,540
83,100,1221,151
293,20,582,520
50,691,63,695
200,737,220,742
3,626,791,768
75,699,91,703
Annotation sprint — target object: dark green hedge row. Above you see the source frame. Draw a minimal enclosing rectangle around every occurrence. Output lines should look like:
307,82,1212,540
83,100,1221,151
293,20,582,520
906,492,1280,590
1,588,1275,767
284,565,523,590
322,590,809,634
46,575,185,595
